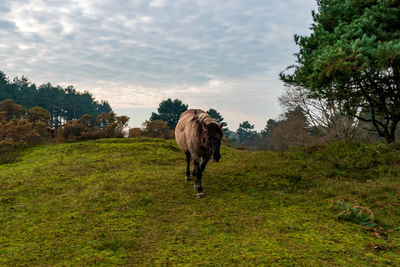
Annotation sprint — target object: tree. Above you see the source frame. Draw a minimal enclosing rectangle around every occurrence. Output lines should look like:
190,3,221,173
99,112,129,138
279,86,359,139
149,98,188,129
272,108,312,150
0,71,12,100
206,108,224,124
97,100,112,114
207,108,229,135
261,119,280,138
280,0,400,143
13,76,38,108
0,71,114,128
141,120,172,139
236,121,256,143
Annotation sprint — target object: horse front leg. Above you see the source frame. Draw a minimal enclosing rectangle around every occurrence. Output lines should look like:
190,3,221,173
201,156,210,172
193,158,204,198
185,152,191,181
192,156,210,176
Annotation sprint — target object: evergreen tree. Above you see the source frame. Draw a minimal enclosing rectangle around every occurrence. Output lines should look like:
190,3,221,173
280,0,400,143
0,71,114,128
236,121,256,143
261,119,280,137
207,108,229,135
206,108,224,124
149,98,188,129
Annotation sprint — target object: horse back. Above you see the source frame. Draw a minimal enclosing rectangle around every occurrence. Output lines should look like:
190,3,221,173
175,109,211,154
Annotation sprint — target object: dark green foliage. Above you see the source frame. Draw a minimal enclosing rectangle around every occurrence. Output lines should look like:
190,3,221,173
261,119,280,137
332,200,375,228
281,0,400,143
0,71,112,129
149,98,188,129
236,121,257,143
207,108,230,136
206,108,224,124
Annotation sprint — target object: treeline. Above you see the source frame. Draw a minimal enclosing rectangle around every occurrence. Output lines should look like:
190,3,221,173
0,71,112,129
236,0,400,148
132,97,399,151
232,107,398,151
0,98,128,164
128,98,228,139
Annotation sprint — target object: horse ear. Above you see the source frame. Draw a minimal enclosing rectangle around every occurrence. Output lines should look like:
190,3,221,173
219,123,225,136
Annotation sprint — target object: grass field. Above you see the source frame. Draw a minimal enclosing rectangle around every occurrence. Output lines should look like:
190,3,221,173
0,138,399,266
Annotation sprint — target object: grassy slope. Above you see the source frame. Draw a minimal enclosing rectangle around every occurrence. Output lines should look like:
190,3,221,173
0,138,399,266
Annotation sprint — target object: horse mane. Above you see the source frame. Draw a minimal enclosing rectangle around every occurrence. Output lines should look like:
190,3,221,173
190,110,215,137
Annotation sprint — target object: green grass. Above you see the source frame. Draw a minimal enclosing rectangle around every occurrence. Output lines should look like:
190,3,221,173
0,138,399,266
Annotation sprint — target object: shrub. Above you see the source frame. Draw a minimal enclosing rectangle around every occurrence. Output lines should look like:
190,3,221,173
142,120,172,139
0,99,26,119
0,118,52,145
57,113,129,142
128,128,142,138
28,106,51,124
128,120,173,139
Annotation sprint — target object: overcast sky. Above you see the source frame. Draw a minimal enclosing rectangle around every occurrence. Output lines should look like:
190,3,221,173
0,0,317,130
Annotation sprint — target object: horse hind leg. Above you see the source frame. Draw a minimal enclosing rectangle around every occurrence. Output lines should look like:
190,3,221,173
185,152,191,181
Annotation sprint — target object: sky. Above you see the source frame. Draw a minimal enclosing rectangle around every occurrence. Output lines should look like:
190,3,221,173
0,0,317,130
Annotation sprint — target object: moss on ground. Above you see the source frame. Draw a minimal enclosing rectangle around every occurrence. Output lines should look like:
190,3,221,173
0,138,399,265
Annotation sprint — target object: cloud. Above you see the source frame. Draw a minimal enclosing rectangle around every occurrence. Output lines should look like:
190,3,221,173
149,0,167,8
0,0,317,130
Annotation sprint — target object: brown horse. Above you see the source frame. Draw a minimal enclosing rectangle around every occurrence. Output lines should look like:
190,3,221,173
175,109,223,198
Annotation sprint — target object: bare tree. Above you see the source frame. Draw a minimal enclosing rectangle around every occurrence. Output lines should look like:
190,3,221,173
271,108,312,150
279,86,359,139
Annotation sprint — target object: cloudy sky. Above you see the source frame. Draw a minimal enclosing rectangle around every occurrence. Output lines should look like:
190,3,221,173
0,0,317,130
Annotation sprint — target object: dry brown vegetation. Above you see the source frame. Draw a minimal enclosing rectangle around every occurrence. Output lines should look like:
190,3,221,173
0,99,129,163
57,112,129,142
128,120,174,139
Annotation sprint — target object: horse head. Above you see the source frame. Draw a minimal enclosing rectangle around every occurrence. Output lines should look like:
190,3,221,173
202,122,223,162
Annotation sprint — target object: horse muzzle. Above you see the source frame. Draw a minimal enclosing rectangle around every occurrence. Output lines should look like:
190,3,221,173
213,154,221,162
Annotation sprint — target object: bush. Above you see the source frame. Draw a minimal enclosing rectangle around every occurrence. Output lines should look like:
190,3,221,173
57,113,129,142
128,120,173,139
0,119,52,145
128,128,142,138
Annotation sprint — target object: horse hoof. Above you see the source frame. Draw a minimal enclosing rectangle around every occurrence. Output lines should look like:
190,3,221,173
185,176,191,181
197,192,205,198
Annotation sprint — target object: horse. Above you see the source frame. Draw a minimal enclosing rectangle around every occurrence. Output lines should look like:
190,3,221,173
175,109,223,198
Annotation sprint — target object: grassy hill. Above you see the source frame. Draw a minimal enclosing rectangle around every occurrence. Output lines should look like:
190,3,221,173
0,138,399,266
